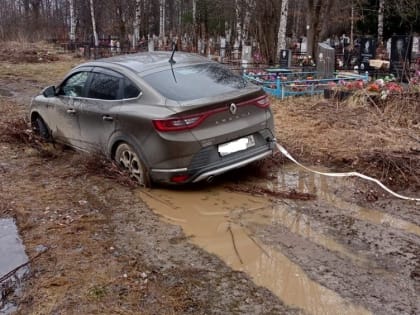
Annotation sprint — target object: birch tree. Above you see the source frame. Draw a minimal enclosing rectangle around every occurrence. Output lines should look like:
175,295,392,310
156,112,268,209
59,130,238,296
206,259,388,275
192,0,197,26
89,0,98,47
378,0,384,44
235,0,242,45
69,0,76,42
133,0,141,47
277,0,289,55
159,0,165,38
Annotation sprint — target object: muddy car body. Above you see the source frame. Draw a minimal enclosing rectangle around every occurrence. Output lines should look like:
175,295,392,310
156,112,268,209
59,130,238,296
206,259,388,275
30,52,275,186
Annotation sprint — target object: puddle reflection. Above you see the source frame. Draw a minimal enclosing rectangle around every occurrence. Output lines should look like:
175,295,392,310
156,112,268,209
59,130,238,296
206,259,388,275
0,218,28,314
273,166,420,236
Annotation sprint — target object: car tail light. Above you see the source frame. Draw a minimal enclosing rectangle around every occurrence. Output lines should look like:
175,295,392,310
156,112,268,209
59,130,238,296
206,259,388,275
153,113,208,132
255,96,270,108
153,95,269,132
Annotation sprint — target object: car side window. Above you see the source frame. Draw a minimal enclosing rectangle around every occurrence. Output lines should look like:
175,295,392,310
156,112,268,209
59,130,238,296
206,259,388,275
60,72,89,97
87,73,122,100
123,78,141,99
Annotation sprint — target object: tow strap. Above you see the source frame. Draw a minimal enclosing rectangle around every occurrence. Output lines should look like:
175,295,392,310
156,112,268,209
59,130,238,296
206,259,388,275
276,143,420,202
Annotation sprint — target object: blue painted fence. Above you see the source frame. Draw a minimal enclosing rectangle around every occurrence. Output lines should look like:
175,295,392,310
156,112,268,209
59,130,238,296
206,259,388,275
243,70,368,99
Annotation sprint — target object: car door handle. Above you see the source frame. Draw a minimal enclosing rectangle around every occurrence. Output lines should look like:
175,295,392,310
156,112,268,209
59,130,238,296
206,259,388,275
67,108,77,114
102,115,114,122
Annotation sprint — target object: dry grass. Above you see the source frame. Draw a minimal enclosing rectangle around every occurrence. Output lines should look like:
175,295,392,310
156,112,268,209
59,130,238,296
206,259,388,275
0,60,79,86
0,41,83,86
273,93,420,190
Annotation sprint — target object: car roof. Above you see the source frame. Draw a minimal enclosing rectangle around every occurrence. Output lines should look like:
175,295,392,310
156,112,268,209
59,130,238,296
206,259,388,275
78,51,213,76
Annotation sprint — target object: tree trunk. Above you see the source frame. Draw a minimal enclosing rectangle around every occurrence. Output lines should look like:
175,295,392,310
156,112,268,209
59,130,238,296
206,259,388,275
277,0,289,55
242,0,255,46
133,0,141,48
235,0,242,44
350,2,354,48
378,0,385,45
307,0,333,59
69,0,76,42
89,0,98,47
159,0,165,38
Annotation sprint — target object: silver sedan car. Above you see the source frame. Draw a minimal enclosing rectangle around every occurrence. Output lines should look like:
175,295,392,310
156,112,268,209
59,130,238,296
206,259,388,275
30,52,276,186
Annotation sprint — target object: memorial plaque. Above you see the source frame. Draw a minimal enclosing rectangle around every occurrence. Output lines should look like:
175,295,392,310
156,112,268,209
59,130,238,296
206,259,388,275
390,35,413,80
359,37,375,73
317,43,335,78
279,49,291,68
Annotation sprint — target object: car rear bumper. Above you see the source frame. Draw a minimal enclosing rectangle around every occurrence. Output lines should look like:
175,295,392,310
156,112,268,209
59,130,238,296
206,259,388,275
150,130,276,185
191,150,273,182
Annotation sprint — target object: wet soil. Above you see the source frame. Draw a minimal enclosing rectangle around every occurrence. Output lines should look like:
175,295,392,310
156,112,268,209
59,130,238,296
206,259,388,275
0,46,419,314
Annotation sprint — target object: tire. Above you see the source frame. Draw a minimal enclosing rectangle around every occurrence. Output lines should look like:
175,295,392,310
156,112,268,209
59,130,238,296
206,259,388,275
32,116,50,140
115,143,151,187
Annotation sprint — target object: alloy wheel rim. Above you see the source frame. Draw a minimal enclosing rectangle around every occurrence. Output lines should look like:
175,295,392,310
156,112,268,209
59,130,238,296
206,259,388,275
119,149,144,185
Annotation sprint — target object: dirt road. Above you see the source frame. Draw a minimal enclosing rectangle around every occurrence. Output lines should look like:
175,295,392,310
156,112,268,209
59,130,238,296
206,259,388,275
0,44,419,315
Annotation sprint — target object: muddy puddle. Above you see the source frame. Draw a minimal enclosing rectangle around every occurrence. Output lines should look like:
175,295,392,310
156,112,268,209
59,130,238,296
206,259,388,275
0,218,29,314
271,165,420,236
138,163,419,314
139,186,370,315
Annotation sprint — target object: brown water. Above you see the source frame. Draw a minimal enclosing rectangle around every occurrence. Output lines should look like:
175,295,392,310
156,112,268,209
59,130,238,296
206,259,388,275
273,166,420,237
138,163,418,315
139,188,370,315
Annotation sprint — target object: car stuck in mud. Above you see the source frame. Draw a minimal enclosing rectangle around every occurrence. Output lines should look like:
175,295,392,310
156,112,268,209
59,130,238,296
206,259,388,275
30,52,276,187
1,43,419,315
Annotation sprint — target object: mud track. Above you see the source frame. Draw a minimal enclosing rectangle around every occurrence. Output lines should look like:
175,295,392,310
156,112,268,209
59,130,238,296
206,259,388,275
0,46,419,315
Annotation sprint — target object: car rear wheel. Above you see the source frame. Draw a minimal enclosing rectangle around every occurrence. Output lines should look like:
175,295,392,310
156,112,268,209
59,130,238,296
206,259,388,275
115,143,150,187
32,116,50,140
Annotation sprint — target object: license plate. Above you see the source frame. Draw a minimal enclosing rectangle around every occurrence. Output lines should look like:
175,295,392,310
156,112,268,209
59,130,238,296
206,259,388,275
218,136,255,156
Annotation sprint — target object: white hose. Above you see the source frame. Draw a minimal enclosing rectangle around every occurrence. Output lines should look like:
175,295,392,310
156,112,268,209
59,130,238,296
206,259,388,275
276,143,420,202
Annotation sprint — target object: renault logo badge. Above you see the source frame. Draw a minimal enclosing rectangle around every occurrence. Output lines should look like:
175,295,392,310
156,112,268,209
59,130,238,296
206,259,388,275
229,103,237,115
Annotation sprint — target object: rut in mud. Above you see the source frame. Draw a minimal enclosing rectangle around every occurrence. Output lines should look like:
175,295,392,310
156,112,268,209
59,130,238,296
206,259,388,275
0,45,419,314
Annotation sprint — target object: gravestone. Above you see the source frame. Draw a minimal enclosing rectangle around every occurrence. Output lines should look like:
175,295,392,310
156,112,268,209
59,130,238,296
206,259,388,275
220,36,226,58
359,37,375,73
242,45,252,62
279,49,291,68
390,35,413,80
317,43,335,78
233,39,240,60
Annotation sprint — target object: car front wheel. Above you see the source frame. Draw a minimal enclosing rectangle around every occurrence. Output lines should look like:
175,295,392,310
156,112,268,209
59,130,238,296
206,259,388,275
115,143,150,187
32,116,50,140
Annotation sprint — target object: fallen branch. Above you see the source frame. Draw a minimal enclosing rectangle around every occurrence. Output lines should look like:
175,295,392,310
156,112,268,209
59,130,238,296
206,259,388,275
227,225,243,265
0,247,48,283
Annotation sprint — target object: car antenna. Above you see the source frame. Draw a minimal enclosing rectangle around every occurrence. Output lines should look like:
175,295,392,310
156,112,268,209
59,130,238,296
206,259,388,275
169,41,177,83
169,41,177,65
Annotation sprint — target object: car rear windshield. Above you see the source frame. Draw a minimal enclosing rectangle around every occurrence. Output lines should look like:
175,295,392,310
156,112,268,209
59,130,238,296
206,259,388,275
143,63,247,101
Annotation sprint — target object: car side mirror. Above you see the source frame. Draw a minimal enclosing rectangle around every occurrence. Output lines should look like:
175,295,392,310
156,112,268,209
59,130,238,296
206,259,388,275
42,86,56,98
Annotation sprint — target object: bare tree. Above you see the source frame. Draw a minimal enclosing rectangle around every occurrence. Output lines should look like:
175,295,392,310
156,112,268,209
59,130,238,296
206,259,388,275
242,0,255,45
378,0,384,44
159,0,166,38
277,0,289,55
69,0,76,42
89,0,98,47
306,0,335,58
133,0,141,47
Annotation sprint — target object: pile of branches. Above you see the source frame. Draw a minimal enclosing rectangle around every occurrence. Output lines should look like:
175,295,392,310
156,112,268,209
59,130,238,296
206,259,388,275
0,117,57,159
357,149,420,190
80,155,139,188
